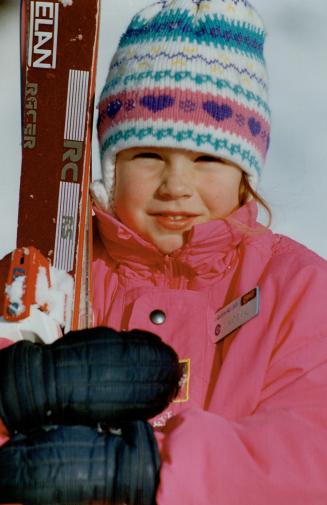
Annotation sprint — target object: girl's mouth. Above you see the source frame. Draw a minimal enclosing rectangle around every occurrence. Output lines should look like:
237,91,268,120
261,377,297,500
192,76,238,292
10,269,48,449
153,213,198,230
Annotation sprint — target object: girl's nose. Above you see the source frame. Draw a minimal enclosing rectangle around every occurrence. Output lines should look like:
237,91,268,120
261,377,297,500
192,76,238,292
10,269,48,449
157,165,194,200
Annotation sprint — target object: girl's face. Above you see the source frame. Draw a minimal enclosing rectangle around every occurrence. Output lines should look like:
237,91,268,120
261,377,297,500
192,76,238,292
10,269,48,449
114,147,243,254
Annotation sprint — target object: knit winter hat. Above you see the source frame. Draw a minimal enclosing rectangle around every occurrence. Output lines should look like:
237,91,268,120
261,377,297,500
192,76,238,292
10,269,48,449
92,0,270,211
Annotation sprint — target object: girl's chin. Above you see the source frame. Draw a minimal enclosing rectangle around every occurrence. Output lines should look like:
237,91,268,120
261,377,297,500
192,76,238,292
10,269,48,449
152,232,188,254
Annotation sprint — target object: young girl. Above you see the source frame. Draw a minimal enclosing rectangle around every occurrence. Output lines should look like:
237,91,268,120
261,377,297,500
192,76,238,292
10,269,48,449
91,0,327,501
1,0,327,503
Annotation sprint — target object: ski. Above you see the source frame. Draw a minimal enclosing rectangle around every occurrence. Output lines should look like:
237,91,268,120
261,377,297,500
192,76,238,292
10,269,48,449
1,0,100,339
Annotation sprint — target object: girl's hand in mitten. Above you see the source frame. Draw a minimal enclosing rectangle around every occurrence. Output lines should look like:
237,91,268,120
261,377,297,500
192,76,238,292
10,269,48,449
0,326,181,434
0,422,160,505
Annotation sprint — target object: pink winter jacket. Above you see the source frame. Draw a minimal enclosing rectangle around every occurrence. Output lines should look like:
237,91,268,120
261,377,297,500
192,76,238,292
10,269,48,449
1,200,327,503
92,200,327,504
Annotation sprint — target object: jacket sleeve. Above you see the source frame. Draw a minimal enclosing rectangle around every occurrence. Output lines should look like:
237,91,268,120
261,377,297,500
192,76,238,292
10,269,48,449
155,259,327,505
155,370,327,504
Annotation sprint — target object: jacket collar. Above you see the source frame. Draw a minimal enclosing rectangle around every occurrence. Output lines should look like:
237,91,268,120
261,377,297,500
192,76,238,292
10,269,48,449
94,200,261,277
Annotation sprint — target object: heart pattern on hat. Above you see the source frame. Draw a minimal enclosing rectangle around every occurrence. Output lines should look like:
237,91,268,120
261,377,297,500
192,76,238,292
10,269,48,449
202,101,233,122
107,99,122,119
140,94,175,113
248,117,261,136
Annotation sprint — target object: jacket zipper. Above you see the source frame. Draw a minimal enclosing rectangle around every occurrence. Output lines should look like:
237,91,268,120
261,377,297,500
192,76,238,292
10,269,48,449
163,255,182,289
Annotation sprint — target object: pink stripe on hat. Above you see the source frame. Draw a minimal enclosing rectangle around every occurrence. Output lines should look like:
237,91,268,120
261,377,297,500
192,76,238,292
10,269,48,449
99,88,269,158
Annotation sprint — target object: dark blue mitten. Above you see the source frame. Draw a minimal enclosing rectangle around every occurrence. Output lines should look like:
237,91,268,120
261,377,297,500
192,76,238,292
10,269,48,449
0,422,160,505
0,327,181,433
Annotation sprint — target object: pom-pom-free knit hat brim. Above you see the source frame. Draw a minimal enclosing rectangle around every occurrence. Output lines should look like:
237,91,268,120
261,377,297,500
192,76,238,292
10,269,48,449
92,0,270,211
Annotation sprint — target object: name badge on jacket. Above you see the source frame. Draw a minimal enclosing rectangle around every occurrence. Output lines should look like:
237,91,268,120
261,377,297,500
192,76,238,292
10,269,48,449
213,287,260,343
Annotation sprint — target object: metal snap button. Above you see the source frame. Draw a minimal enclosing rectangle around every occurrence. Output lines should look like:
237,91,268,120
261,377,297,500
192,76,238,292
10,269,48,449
150,309,166,325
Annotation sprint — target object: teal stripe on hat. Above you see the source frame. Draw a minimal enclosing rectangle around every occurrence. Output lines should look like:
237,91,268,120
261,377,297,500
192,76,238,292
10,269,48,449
120,10,265,61
100,126,261,175
102,70,270,117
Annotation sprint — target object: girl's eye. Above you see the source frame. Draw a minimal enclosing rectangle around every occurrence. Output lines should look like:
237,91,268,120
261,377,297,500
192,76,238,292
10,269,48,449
195,155,224,163
195,155,216,162
132,152,162,160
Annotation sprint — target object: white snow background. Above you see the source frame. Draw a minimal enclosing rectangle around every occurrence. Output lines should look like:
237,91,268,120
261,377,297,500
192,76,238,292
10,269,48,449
0,0,327,260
